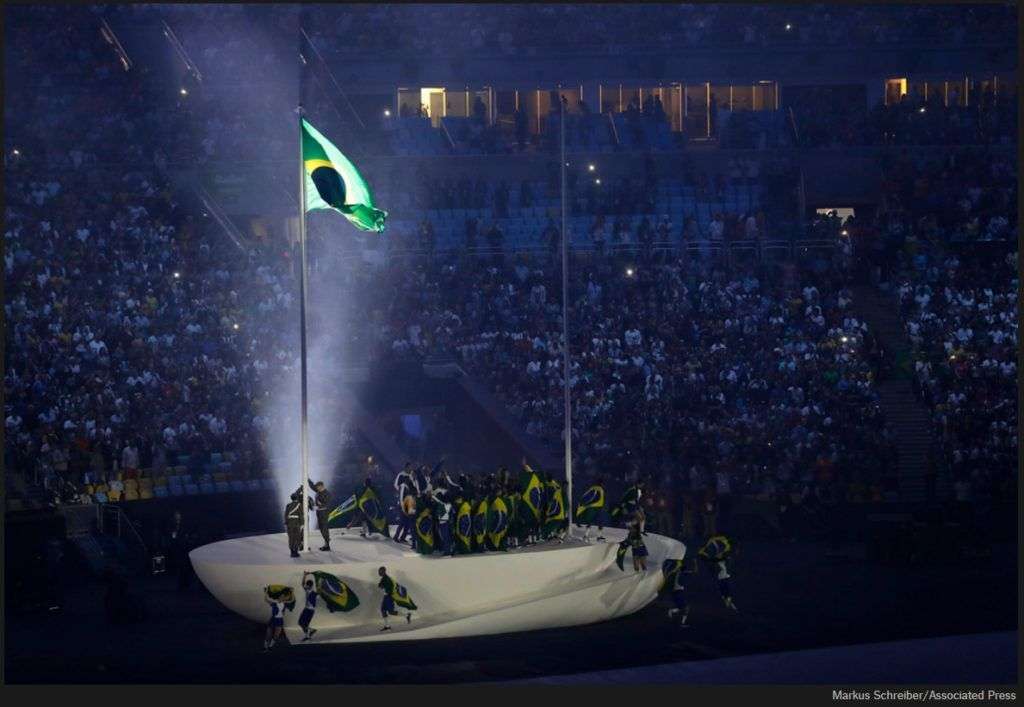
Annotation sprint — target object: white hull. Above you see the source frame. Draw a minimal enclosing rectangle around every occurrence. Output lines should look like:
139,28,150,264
190,525,684,644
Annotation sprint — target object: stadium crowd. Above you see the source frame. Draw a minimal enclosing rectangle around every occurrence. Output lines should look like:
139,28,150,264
3,5,1017,529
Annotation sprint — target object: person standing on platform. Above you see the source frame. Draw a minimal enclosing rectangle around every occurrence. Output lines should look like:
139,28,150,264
298,573,318,641
575,476,608,542
627,509,648,572
308,480,334,551
394,463,416,510
395,484,417,546
284,490,304,558
435,490,454,556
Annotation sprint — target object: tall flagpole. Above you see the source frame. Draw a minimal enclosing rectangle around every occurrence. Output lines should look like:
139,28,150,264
560,96,573,527
297,107,311,553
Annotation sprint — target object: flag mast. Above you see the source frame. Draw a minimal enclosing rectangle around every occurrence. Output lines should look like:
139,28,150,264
559,95,573,527
297,107,312,553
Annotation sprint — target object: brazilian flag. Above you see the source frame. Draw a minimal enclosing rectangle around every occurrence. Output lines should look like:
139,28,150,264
614,541,630,572
356,484,388,536
486,496,509,551
391,582,417,611
454,499,473,554
611,484,641,520
542,480,566,537
414,504,435,555
312,571,360,612
266,584,296,611
698,535,733,562
659,559,685,593
326,493,358,528
472,498,489,551
302,117,387,232
520,469,544,527
575,484,605,525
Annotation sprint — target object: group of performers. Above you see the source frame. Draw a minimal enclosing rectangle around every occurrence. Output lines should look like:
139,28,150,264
261,564,418,650
274,461,737,644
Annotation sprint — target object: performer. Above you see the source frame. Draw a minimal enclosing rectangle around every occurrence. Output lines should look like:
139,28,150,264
394,462,416,509
298,573,318,641
627,510,648,572
262,586,294,651
395,484,417,546
542,473,567,542
307,480,334,551
377,566,415,631
667,568,690,628
435,490,454,556
284,490,304,558
698,534,738,611
575,476,608,542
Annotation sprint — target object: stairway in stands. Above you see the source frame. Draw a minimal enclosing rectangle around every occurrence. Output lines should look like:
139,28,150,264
852,285,945,503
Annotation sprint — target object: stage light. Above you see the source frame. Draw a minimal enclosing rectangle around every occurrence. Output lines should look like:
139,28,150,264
785,23,792,31
384,109,391,117
173,271,181,279
367,455,375,464
233,323,240,330
625,267,634,277
180,88,188,96
588,164,595,172
841,229,849,236
595,178,601,185
12,148,19,156
919,107,926,113
841,336,848,343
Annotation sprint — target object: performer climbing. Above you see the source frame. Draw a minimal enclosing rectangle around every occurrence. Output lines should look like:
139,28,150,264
298,573,318,641
698,534,739,612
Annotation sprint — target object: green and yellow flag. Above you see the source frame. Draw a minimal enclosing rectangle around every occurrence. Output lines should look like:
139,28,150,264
486,496,509,551
542,479,566,537
454,499,473,554
326,493,358,528
520,469,544,526
312,571,360,612
659,558,685,592
355,484,388,536
266,584,296,611
614,541,630,572
575,483,605,525
414,504,435,555
302,117,387,233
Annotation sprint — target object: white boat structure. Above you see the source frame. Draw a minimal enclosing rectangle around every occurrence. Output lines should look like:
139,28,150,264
190,525,685,644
